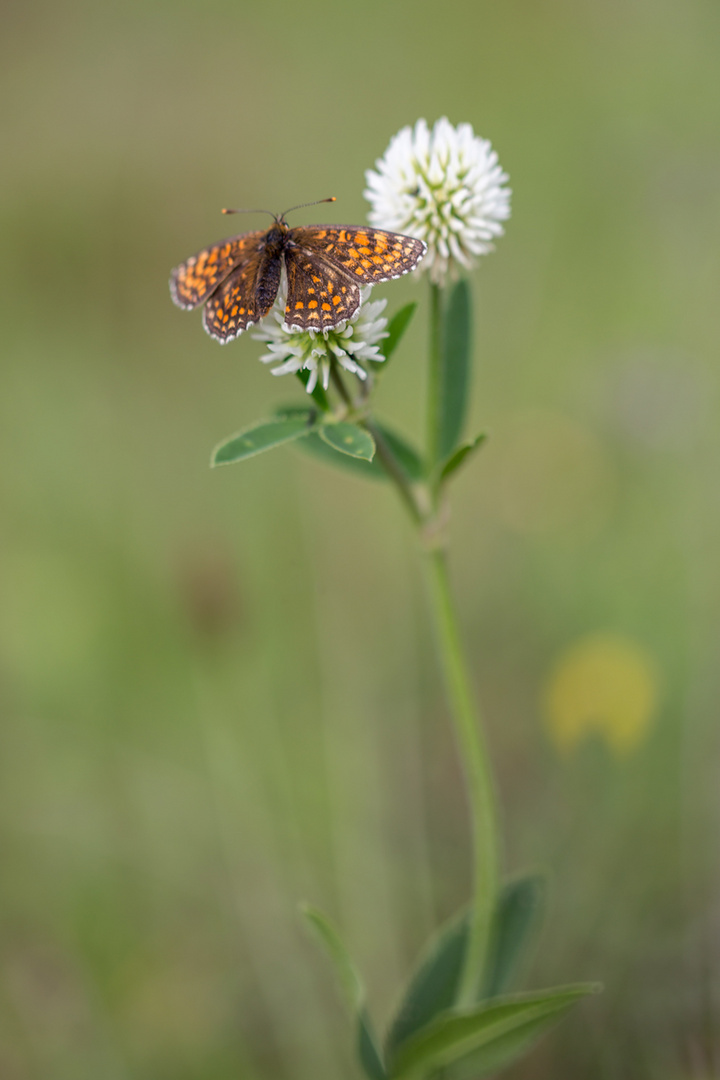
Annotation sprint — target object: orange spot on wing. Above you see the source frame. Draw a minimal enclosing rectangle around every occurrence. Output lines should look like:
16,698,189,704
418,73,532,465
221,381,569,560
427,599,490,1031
322,302,331,312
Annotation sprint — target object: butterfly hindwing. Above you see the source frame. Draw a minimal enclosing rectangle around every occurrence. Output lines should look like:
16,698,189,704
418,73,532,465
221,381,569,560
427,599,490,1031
170,230,266,310
289,226,426,286
202,249,270,343
283,248,361,331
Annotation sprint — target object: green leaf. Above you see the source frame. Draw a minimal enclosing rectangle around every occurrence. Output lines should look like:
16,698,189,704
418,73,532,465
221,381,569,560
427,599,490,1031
439,279,472,461
296,422,423,483
385,908,469,1059
380,302,418,364
439,433,487,483
386,875,545,1062
319,421,376,461
387,985,600,1080
482,875,546,1001
359,1008,388,1080
296,369,331,410
299,431,387,478
211,416,314,466
301,906,387,1080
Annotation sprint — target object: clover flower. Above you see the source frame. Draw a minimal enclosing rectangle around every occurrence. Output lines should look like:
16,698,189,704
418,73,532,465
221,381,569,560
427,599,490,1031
365,117,511,286
253,285,388,394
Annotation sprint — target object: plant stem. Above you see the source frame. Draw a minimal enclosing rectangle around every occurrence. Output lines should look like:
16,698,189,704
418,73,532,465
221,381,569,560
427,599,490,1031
426,282,443,488
329,363,353,408
364,418,424,526
425,547,498,1006
336,334,499,1003
423,280,499,1005
330,362,425,526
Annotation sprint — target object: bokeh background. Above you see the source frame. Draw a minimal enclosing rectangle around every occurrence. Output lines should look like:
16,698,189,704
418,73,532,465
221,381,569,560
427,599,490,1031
1,1,719,1077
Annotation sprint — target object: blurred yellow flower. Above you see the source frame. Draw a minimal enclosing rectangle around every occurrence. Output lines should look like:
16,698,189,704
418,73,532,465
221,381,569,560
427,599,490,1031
543,635,659,756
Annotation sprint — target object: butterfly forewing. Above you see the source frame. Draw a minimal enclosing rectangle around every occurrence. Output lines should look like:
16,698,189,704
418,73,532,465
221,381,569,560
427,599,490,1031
283,248,361,331
170,230,266,310
202,249,270,343
289,226,426,286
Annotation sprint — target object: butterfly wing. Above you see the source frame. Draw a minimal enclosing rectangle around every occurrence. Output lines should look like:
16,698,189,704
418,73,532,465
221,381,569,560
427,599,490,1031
169,230,266,310
289,226,426,287
283,247,361,331
202,247,278,343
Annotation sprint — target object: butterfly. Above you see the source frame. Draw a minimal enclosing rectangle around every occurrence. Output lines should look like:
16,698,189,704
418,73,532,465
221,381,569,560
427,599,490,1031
169,198,426,344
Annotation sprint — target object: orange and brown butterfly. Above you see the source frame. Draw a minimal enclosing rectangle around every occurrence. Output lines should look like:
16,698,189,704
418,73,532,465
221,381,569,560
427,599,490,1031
169,198,426,344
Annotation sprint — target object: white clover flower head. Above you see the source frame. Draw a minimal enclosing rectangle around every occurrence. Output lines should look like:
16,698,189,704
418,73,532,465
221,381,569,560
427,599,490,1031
252,284,388,394
364,117,511,286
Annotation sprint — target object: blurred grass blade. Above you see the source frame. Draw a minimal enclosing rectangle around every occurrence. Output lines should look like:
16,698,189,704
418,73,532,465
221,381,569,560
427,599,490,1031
319,421,376,461
379,302,418,364
385,907,469,1058
439,433,487,483
301,906,387,1080
211,416,314,466
302,905,363,1008
482,874,546,1000
388,985,600,1080
439,279,472,460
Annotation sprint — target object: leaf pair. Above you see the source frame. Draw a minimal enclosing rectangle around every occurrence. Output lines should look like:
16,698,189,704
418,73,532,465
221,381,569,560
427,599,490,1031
212,412,375,466
209,303,422,471
303,876,599,1080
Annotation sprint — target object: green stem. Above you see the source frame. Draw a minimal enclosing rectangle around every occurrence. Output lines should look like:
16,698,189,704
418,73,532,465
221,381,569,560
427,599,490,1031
330,362,425,527
426,547,499,1006
329,363,354,409
364,418,424,527
426,282,443,490
335,318,499,1003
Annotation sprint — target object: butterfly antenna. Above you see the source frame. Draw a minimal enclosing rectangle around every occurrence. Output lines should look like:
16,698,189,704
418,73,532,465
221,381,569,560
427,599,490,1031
280,197,337,219
221,207,276,218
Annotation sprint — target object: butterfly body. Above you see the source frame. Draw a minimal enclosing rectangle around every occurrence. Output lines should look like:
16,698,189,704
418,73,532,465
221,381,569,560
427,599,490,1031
170,214,426,344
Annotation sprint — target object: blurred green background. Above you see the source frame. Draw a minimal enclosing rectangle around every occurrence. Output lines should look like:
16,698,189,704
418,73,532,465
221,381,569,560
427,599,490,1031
1,0,719,1077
